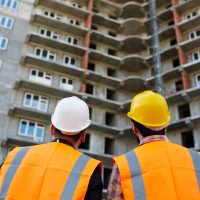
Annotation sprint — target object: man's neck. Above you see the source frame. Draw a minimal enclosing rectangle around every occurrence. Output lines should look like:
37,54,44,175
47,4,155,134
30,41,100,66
139,135,169,146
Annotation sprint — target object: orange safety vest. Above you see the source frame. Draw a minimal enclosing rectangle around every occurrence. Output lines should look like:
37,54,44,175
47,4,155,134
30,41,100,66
113,141,200,200
0,142,101,200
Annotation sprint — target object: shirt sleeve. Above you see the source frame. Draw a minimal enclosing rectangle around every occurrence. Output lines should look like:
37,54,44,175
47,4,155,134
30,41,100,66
84,164,103,200
106,164,124,200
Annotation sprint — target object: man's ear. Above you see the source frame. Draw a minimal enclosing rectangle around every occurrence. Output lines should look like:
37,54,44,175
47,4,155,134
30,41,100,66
50,124,55,136
132,124,139,136
80,130,86,142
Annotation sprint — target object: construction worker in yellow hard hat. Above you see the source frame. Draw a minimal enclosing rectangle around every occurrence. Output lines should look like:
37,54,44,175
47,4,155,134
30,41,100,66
107,90,200,200
0,96,103,200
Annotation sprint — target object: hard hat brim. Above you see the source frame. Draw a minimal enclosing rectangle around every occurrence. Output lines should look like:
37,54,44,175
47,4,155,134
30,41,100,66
51,114,91,133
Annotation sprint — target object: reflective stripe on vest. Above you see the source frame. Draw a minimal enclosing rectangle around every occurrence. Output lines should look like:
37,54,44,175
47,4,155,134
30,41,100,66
0,147,30,199
125,150,146,200
60,154,90,200
189,149,200,188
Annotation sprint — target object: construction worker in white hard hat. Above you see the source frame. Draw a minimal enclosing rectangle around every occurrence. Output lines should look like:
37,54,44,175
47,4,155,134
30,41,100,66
0,96,103,200
107,90,200,200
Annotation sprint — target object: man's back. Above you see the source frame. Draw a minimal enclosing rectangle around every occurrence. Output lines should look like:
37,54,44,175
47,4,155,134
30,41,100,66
0,142,101,200
114,141,200,200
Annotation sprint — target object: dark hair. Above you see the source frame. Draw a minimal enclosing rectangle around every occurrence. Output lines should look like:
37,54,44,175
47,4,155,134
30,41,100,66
131,119,166,137
54,127,83,142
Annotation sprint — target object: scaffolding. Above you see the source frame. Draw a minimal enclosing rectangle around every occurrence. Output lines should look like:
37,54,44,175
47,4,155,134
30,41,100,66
149,0,165,95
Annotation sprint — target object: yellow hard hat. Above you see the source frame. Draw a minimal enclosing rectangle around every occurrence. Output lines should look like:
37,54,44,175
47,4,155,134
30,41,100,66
127,90,170,129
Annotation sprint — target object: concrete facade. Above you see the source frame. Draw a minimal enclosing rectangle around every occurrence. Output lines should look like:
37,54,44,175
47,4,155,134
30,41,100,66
0,0,200,189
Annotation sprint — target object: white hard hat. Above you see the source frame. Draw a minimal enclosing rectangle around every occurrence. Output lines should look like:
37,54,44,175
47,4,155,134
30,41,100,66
51,96,91,134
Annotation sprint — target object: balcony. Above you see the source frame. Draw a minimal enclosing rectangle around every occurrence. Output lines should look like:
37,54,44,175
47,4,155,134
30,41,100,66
14,80,122,110
166,86,200,104
85,71,120,88
120,54,149,71
178,15,200,32
157,7,173,22
158,25,175,41
27,33,86,56
160,45,178,60
121,2,145,19
92,13,120,30
122,76,149,92
120,18,146,35
175,0,199,14
91,30,120,47
35,0,89,19
162,66,181,82
183,60,200,73
180,37,200,52
156,0,171,7
8,107,50,122
21,55,84,78
120,36,147,53
89,49,121,66
31,14,88,37
22,55,129,89
168,115,200,131
146,45,178,65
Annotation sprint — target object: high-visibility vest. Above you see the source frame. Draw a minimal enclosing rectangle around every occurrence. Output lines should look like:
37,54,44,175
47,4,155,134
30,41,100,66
0,142,101,200
113,141,200,200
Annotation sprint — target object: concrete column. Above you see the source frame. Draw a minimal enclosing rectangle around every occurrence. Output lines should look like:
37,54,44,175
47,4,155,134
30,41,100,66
181,69,191,89
171,0,180,6
81,0,93,70
172,1,191,89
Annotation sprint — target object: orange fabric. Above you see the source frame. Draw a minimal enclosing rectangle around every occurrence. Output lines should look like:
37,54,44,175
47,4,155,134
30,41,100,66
114,141,200,200
0,143,100,200
0,147,21,190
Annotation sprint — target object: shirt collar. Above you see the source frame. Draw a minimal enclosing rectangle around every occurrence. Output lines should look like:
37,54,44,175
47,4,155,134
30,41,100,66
139,135,169,146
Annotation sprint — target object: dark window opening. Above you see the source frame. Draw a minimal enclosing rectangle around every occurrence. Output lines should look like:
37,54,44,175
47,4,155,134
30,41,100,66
88,62,95,71
170,38,177,46
74,39,78,45
90,43,96,50
104,138,114,154
151,67,155,76
166,4,172,9
178,104,191,119
68,79,73,85
193,52,199,60
103,168,112,189
108,31,116,37
175,80,183,92
105,112,115,126
192,11,197,17
196,30,200,36
75,21,80,26
86,83,94,95
108,49,116,56
190,32,195,39
79,134,90,150
107,68,115,77
38,71,43,77
91,25,98,31
92,8,99,13
181,131,194,148
172,58,180,68
107,89,115,100
109,15,117,20
168,20,174,26
89,107,92,119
